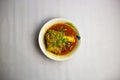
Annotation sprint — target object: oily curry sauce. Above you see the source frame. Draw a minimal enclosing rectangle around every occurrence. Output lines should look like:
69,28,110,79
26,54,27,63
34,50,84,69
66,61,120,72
45,23,77,55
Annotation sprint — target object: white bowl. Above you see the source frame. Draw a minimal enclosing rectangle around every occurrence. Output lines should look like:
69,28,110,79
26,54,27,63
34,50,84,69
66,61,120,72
38,18,81,61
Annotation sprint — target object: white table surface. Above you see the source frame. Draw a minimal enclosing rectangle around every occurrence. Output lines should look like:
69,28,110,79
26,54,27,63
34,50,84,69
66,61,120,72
0,0,120,80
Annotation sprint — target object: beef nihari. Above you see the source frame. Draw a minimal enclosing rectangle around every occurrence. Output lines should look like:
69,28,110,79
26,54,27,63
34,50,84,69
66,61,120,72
44,23,79,55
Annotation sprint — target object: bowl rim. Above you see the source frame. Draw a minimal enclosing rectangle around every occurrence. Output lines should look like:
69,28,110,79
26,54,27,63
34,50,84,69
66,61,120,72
38,18,80,61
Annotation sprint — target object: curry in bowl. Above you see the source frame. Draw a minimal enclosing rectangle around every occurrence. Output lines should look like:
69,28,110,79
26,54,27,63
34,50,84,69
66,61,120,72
39,18,80,61
45,23,79,55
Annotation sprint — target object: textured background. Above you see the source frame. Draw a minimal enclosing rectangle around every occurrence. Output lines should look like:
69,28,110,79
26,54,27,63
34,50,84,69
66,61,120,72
0,0,120,80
